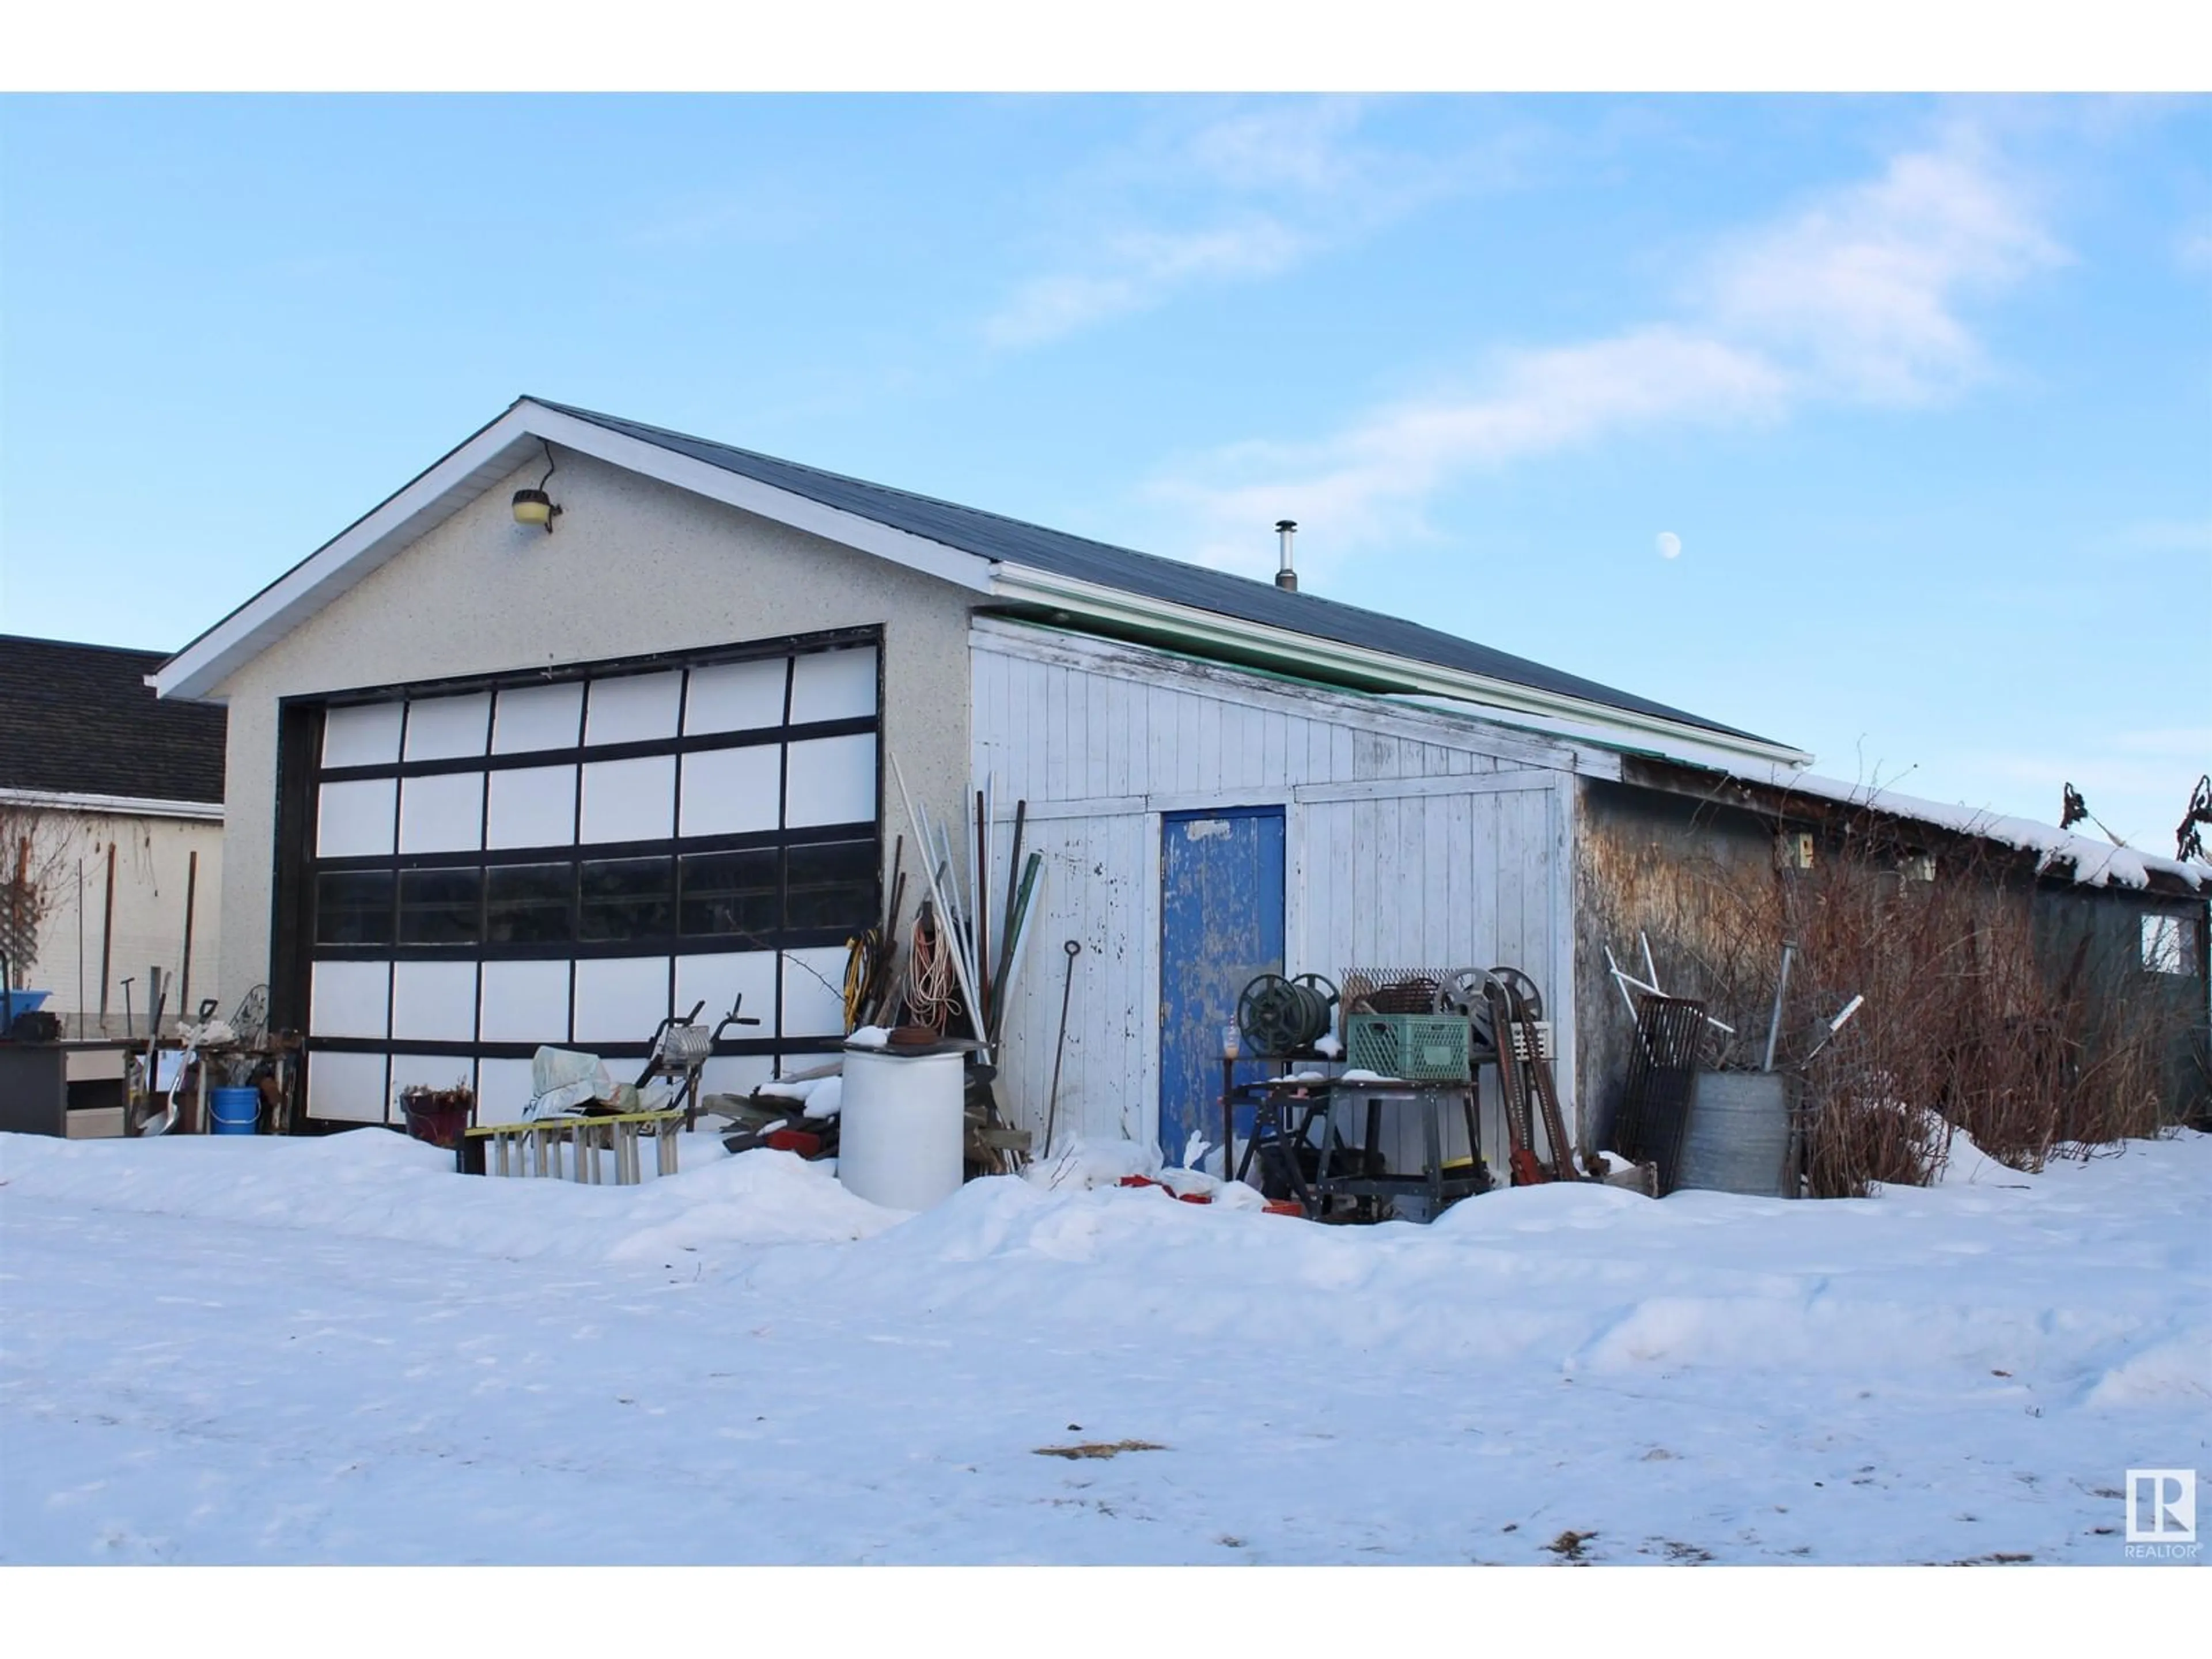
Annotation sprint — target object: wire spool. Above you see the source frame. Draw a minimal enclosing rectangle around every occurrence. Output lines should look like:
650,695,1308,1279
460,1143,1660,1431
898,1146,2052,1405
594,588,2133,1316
1236,972,1340,1055
1486,966,1544,1020
1431,967,1496,1045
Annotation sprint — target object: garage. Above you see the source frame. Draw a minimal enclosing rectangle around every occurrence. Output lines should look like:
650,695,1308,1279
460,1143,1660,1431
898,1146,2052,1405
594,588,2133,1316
289,632,881,1125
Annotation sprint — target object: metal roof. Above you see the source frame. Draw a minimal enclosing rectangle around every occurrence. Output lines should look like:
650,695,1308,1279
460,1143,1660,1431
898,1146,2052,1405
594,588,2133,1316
533,399,1770,745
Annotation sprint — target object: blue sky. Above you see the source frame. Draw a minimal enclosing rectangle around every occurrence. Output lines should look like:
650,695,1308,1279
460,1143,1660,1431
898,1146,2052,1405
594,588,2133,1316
1,94,2206,848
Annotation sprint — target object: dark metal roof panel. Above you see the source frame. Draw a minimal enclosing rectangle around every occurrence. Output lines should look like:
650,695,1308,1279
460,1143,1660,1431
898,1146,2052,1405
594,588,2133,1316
1,635,228,804
533,399,1767,744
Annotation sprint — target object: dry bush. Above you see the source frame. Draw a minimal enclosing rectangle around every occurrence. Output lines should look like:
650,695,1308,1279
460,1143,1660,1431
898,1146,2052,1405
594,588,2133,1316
1586,800,2200,1196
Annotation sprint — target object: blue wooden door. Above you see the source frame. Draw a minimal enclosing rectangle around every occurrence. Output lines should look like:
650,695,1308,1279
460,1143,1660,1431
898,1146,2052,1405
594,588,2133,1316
1159,808,1286,1171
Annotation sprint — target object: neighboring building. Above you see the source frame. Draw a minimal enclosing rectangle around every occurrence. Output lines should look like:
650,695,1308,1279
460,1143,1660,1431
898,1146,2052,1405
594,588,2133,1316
150,398,2211,1156
2,634,227,1038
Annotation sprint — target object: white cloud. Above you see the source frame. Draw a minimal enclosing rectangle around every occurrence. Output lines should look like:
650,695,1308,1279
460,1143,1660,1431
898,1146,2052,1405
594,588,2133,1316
1702,138,2062,403
2120,518,2212,554
1657,531,1682,559
2179,224,2212,274
1152,128,2065,571
983,99,1506,348
1184,99,1372,193
1156,327,1785,573
984,217,1313,348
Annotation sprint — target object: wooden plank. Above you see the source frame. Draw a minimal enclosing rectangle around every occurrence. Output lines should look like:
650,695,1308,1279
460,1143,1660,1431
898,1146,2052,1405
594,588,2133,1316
1131,813,1162,1148
1445,793,1473,972
1293,769,1565,804
1260,704,1289,791
1422,794,1452,968
1176,693,1204,796
1301,717,1329,787
968,619,1596,774
1102,673,1132,800
1146,683,1176,800
1043,664,1069,800
1330,725,1357,785
1548,774,1580,1146
1470,791,1499,979
1494,787,1528,982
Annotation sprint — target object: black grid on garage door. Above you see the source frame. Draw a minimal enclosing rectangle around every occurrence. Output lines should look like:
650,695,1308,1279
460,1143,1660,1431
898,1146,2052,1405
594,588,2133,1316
297,631,881,1125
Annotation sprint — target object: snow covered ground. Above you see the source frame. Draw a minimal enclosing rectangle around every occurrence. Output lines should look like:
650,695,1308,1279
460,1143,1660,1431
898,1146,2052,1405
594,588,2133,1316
2,1125,2206,1567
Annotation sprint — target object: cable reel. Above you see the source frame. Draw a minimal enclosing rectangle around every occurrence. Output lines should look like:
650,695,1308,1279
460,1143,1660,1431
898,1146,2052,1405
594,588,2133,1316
1236,972,1341,1056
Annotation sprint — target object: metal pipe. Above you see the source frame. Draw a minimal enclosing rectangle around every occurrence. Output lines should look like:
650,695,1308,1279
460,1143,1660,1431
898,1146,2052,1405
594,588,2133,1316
99,842,115,1033
179,849,199,1020
990,854,1044,1046
891,754,990,1060
1762,942,1796,1073
1274,520,1298,592
1044,939,1081,1157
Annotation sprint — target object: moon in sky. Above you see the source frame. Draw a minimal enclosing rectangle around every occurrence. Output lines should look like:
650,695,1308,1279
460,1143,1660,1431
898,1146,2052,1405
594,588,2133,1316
1656,532,1682,559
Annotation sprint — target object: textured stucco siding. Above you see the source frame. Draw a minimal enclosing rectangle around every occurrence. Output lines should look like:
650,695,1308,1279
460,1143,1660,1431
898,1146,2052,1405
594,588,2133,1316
209,450,975,1006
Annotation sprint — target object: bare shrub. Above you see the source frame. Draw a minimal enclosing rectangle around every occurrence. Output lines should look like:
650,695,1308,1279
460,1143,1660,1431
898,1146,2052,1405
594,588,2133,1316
1586,794,2203,1195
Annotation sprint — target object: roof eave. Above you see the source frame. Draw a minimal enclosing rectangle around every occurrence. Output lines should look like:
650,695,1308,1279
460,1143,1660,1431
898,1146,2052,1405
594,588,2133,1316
988,565,1813,772
0,786,224,822
154,399,998,703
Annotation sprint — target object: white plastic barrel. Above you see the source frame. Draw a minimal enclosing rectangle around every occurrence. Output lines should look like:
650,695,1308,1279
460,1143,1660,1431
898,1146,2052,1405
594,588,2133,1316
836,1047,965,1211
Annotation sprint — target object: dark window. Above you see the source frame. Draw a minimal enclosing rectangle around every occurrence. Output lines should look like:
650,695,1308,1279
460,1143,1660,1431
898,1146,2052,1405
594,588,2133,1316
316,870,395,946
580,857,673,942
486,863,575,945
680,849,779,938
786,839,877,930
397,867,482,946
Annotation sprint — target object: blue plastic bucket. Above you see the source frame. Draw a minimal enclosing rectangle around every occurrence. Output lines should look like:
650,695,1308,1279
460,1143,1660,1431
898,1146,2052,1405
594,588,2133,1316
209,1086,260,1135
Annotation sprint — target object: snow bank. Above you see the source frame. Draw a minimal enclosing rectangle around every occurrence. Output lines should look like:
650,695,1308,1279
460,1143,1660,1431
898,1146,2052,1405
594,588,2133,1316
0,1128,902,1263
1024,1137,1162,1191
6,1127,2205,1403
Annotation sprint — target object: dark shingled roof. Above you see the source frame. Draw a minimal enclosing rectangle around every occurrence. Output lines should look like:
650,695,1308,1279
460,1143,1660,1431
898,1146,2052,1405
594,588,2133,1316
1,635,226,805
534,399,1768,745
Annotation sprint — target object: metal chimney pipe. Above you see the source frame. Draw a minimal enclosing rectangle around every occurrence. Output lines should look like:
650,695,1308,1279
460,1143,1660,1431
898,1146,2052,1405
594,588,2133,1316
1274,519,1298,592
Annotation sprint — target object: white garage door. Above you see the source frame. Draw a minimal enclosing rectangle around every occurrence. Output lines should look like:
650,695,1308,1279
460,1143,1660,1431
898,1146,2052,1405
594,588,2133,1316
301,635,880,1126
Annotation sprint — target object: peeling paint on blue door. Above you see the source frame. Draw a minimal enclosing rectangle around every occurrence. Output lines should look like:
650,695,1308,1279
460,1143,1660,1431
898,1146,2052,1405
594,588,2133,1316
1159,807,1285,1170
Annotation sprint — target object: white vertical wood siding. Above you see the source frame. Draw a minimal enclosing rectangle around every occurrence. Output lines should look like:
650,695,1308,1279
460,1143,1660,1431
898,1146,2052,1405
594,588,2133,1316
995,813,1156,1150
973,619,1608,1164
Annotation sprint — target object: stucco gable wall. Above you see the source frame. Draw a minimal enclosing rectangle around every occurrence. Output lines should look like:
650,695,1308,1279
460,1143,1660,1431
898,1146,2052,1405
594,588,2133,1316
210,451,975,1007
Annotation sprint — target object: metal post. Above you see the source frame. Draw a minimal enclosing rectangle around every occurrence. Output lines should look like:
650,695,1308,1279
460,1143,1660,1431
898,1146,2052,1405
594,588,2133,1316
99,843,115,1036
1762,943,1796,1074
75,859,85,1041
178,850,199,1020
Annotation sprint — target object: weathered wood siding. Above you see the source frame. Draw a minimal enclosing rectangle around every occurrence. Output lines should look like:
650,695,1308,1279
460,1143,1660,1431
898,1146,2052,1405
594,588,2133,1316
1572,777,1783,1154
973,618,1602,1164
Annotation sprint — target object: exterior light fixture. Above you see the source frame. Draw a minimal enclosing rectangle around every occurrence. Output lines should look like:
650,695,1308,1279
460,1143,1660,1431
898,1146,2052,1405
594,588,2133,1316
512,440,563,532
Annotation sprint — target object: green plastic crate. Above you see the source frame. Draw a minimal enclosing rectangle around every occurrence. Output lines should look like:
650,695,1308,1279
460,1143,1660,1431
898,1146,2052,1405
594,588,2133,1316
1344,1013,1472,1082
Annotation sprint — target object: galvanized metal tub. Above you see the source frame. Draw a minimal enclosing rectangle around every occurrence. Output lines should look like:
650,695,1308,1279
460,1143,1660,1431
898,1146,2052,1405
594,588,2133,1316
1674,1069,1793,1198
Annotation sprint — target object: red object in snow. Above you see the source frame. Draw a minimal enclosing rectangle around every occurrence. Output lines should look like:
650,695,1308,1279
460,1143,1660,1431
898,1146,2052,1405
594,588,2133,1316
764,1128,824,1158
1175,1191,1212,1205
1117,1175,1164,1190
1262,1200,1306,1218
